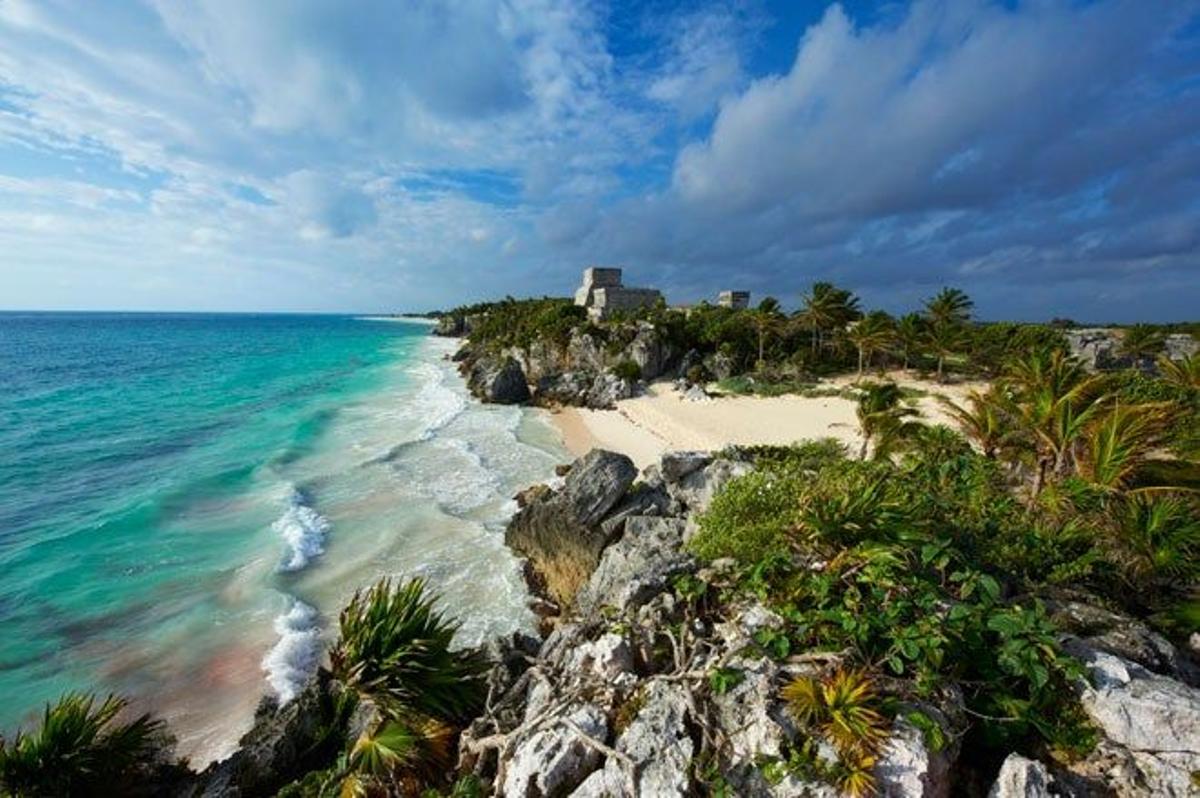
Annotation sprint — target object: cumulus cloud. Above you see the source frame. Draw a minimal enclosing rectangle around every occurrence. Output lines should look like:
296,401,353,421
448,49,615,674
0,0,1197,319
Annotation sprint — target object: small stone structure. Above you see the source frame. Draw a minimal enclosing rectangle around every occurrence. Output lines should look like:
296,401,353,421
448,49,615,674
717,290,750,310
1066,328,1199,372
573,267,663,321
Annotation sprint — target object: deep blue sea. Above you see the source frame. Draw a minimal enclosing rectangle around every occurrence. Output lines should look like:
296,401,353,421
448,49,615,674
0,313,563,762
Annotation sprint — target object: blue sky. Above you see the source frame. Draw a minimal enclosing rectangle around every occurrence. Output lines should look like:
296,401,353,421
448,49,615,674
0,0,1197,320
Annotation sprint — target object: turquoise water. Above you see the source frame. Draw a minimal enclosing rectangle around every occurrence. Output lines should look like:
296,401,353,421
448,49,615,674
0,313,564,762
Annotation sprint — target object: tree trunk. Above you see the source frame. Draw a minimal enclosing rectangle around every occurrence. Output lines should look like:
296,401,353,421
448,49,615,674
859,434,870,460
759,330,765,365
857,347,864,379
937,355,945,382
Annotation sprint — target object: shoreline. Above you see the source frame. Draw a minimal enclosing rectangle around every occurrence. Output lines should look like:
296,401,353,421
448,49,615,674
549,373,988,469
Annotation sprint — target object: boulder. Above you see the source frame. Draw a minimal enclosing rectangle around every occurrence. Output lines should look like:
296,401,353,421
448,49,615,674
987,754,1053,798
1049,598,1199,685
575,516,694,615
1066,645,1200,796
483,357,532,404
659,451,713,484
505,450,637,604
703,351,737,381
587,372,635,408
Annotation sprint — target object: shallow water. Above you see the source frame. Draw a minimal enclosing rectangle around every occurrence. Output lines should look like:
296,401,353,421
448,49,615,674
0,313,563,763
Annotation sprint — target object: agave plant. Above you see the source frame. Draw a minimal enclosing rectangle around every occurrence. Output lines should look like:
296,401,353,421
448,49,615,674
782,668,888,796
0,693,171,796
329,578,488,723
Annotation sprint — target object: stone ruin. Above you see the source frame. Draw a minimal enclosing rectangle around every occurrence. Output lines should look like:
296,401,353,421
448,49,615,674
573,267,663,321
1065,327,1199,372
718,290,750,310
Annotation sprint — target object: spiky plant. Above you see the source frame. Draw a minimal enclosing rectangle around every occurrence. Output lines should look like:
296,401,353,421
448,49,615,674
938,389,1012,460
0,693,171,796
341,716,453,797
1156,353,1200,390
1118,325,1166,361
783,668,889,795
1107,495,1200,590
329,578,488,723
795,471,908,547
1077,402,1174,493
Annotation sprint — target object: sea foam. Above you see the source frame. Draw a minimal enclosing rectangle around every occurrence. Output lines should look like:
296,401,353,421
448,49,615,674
273,489,331,572
261,599,321,704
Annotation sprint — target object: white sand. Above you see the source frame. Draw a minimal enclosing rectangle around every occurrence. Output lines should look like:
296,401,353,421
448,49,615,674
550,373,985,470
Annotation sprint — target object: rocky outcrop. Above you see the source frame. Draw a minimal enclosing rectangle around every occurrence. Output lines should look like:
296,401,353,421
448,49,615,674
988,754,1054,798
1063,645,1200,796
466,356,532,404
1065,328,1129,371
536,370,636,409
505,449,637,604
434,314,465,336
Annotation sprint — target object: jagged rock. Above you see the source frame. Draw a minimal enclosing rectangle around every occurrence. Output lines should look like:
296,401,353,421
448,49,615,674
715,601,786,654
625,323,672,380
566,633,636,684
703,351,737,380
876,714,956,798
433,315,464,336
575,516,694,615
484,357,532,404
501,704,608,797
570,681,694,797
988,754,1053,798
660,451,713,484
675,348,704,380
1066,645,1200,796
684,384,711,402
587,372,635,408
506,450,637,604
197,673,339,797
1049,599,1199,685
598,484,671,540
668,458,753,515
1164,334,1199,362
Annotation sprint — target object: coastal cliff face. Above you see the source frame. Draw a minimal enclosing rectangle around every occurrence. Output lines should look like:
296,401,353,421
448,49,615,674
181,447,1200,797
452,322,680,409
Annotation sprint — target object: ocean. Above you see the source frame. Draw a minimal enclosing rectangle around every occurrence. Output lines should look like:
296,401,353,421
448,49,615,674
0,313,564,763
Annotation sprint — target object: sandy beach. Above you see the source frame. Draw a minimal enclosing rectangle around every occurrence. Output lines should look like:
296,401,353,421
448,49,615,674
550,373,987,470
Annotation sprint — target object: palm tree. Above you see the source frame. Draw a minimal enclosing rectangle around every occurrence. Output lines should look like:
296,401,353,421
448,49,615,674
1106,495,1199,591
895,312,926,371
923,287,973,328
938,389,1011,459
846,311,896,380
1077,401,1174,493
0,693,173,796
750,296,786,367
1157,353,1200,389
800,282,861,358
1118,325,1166,362
923,288,973,382
1001,348,1107,498
856,382,922,460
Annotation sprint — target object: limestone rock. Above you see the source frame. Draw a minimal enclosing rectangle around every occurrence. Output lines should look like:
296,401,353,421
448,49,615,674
505,450,637,604
876,715,956,798
575,516,694,614
987,754,1053,798
467,355,531,404
1049,599,1198,685
659,451,713,484
501,704,608,797
668,458,753,515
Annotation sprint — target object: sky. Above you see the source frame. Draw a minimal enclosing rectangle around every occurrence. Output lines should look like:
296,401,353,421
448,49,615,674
0,0,1197,321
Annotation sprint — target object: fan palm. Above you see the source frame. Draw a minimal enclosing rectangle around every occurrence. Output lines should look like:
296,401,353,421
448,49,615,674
0,693,171,797
330,578,489,723
856,383,923,460
1106,495,1200,590
847,311,896,380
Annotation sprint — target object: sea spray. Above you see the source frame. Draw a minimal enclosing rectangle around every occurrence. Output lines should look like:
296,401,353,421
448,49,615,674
261,598,321,704
273,488,331,572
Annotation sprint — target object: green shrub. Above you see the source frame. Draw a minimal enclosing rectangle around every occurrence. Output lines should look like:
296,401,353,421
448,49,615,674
610,359,643,382
688,469,806,563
